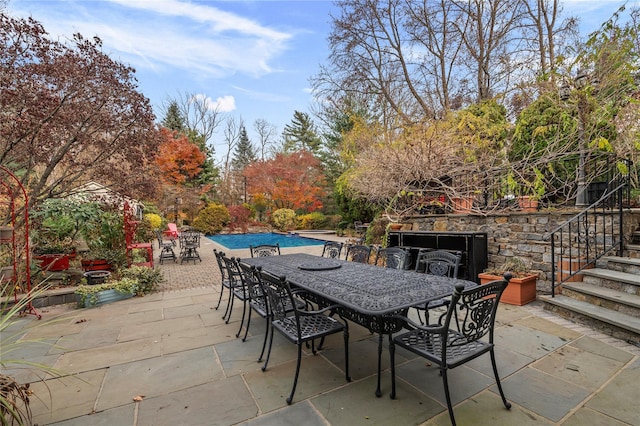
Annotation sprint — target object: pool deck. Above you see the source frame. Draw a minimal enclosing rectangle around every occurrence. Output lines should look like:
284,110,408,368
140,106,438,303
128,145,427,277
5,233,640,425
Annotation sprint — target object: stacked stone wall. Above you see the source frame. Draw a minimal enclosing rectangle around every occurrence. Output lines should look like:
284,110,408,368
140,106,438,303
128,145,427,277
403,210,640,294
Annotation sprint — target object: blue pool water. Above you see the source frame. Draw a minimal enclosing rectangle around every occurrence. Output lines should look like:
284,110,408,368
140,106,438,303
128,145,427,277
206,232,326,250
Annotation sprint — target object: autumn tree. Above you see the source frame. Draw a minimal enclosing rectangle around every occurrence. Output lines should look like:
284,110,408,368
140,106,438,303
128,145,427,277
155,128,205,185
0,13,160,210
161,99,219,191
244,151,326,212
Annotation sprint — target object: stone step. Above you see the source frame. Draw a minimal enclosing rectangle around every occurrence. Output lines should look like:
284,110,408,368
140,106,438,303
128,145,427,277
624,244,640,258
562,281,640,318
582,268,640,296
599,255,640,274
540,294,640,345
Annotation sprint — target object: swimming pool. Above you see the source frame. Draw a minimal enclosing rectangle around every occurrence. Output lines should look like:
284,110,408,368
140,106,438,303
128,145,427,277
206,232,326,250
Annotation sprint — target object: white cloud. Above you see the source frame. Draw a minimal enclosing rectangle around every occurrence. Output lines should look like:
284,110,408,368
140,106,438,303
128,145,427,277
12,0,293,79
214,96,236,112
190,93,236,112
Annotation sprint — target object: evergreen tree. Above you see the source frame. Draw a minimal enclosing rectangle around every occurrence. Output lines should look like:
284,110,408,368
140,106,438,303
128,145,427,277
162,101,186,133
282,111,322,155
232,125,257,171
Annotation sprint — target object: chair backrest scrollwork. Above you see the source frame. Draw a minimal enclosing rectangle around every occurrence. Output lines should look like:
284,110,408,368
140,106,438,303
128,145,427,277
321,241,343,259
250,244,281,257
374,247,408,269
415,250,461,278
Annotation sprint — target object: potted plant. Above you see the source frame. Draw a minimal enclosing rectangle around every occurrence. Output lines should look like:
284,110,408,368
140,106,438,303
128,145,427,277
478,257,538,305
74,277,138,308
517,168,545,212
31,198,103,271
80,248,121,271
32,243,74,272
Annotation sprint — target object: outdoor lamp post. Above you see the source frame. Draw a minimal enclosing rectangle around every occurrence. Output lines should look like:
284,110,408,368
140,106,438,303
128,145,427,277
175,197,181,224
243,176,247,203
560,69,593,207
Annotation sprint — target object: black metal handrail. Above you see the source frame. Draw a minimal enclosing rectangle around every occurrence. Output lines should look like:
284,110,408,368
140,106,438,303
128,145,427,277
549,160,630,297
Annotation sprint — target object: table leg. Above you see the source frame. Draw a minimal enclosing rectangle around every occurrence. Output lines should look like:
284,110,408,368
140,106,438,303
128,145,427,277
375,332,383,397
389,334,396,399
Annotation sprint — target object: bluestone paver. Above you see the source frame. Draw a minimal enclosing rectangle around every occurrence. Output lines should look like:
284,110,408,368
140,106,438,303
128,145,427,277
5,232,639,425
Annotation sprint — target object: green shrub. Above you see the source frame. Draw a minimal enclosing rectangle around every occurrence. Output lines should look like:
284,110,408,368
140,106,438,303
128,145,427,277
192,203,231,235
271,208,296,231
297,212,327,230
120,266,163,295
134,215,155,243
324,214,343,230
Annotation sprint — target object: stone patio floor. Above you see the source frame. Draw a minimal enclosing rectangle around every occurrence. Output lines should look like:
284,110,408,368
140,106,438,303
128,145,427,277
3,233,640,425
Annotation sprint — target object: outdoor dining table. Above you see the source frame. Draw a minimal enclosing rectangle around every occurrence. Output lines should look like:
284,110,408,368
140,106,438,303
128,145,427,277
242,253,476,397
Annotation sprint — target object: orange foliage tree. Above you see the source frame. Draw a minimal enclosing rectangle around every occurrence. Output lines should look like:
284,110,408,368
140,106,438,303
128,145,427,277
244,151,326,212
156,127,205,185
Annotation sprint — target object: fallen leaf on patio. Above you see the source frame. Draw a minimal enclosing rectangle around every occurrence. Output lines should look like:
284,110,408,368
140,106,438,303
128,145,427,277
133,395,145,401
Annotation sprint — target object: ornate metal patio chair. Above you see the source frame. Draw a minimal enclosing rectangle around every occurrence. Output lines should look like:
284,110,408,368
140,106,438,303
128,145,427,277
345,244,372,264
259,269,351,404
155,230,176,264
213,251,243,323
321,241,343,259
250,243,281,257
374,247,409,269
236,262,307,362
236,262,270,361
413,250,462,324
179,231,201,263
213,249,229,311
221,255,247,324
390,277,511,426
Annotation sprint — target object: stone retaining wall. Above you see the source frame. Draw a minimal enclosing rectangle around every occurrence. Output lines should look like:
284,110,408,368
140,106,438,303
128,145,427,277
401,209,640,293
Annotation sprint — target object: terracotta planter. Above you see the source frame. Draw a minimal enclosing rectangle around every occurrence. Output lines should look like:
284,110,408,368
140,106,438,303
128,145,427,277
81,259,113,272
451,197,473,213
518,196,539,212
478,272,537,306
35,254,70,272
389,224,403,231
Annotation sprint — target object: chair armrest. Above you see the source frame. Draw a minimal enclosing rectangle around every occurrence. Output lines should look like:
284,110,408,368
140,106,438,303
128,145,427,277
298,303,342,316
391,314,446,334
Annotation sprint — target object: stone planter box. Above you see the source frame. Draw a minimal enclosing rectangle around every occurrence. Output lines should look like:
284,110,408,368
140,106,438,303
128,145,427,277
478,272,537,306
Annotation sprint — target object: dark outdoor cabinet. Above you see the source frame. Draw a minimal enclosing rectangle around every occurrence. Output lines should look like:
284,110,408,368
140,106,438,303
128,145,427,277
387,231,488,283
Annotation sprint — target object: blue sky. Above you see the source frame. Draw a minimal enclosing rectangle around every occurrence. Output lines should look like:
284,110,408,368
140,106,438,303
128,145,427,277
7,0,638,159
